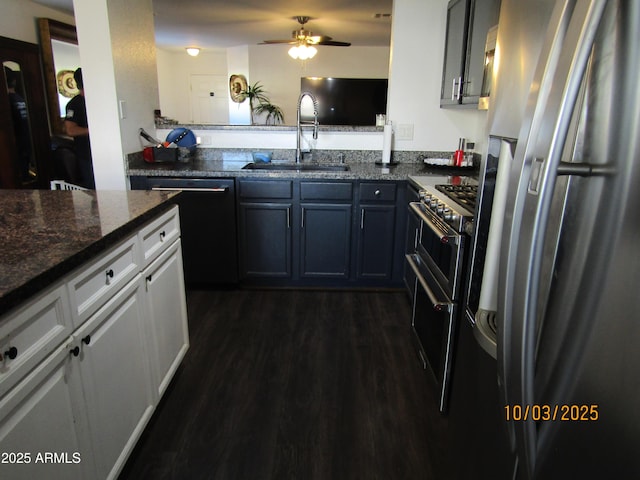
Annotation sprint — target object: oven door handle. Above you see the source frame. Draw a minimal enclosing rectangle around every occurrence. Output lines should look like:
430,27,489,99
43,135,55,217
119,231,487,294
406,255,453,313
409,202,458,245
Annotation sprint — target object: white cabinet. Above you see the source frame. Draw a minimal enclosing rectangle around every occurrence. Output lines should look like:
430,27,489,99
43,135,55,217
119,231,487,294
0,339,94,480
0,282,72,395
0,205,188,480
143,239,189,398
67,234,140,327
72,276,154,479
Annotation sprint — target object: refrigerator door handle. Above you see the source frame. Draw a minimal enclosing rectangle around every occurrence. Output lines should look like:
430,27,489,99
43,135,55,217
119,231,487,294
555,161,616,177
499,1,608,478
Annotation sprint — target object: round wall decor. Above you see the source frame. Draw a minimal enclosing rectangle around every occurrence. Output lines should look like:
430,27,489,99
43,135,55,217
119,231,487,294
229,74,248,103
57,70,79,98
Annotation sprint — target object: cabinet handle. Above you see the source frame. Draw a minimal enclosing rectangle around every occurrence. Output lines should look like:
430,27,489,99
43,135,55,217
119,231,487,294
146,274,153,283
451,77,458,101
106,269,114,281
2,346,18,361
287,208,291,229
82,335,91,346
70,346,80,357
456,75,463,100
160,230,166,241
374,189,381,196
360,209,365,229
301,207,305,229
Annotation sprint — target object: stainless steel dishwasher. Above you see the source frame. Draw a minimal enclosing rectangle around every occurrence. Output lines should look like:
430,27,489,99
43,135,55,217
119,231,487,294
134,177,238,285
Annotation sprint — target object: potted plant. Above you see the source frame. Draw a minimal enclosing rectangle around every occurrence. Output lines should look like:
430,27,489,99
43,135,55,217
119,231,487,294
242,81,284,125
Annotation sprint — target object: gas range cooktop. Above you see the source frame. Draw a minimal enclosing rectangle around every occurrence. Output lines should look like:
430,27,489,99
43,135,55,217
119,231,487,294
410,176,477,235
435,184,478,213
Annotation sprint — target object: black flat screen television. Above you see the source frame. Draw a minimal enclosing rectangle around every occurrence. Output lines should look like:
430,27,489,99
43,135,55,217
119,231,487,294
300,77,388,126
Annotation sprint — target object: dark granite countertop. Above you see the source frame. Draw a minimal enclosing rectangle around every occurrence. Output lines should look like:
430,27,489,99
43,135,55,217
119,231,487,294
128,156,477,182
0,189,179,317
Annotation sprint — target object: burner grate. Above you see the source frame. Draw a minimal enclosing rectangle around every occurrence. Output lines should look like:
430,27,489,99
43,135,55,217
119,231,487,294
435,184,478,212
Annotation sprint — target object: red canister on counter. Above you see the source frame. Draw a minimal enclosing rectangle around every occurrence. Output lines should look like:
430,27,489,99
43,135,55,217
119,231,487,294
143,146,155,163
454,138,465,167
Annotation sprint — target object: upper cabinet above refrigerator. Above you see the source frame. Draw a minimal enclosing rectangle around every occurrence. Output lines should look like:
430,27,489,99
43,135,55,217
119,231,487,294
440,0,501,108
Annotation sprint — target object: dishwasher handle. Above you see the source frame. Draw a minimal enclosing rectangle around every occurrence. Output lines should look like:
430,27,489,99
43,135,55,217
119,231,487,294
151,186,229,193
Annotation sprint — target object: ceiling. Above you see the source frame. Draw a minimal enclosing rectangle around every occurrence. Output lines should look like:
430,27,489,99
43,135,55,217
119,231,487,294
34,0,393,51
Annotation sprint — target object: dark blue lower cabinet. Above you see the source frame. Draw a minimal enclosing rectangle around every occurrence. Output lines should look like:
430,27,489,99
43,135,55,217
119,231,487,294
239,202,292,278
300,203,352,278
357,204,397,280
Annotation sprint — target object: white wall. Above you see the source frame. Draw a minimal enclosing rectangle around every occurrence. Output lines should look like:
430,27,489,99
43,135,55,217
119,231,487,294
387,0,487,153
226,46,251,125
157,47,229,124
0,0,74,44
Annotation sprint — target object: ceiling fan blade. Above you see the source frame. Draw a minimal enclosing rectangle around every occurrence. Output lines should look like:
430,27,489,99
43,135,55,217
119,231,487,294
317,40,351,47
260,39,296,45
306,35,331,44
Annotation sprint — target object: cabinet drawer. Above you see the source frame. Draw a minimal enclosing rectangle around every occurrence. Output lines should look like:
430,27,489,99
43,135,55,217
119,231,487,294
67,235,140,326
300,182,353,200
239,180,292,199
359,183,397,202
139,205,181,267
0,282,72,397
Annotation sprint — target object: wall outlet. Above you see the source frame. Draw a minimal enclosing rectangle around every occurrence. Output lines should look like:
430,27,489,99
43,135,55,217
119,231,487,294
396,123,414,141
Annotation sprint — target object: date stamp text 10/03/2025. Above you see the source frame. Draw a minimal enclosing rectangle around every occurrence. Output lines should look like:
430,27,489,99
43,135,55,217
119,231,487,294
505,404,599,422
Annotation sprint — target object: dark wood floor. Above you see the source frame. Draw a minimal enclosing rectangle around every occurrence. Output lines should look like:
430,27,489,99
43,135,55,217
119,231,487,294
119,288,448,480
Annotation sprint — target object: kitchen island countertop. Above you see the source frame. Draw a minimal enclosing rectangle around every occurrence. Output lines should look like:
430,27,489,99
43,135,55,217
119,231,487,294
0,189,179,317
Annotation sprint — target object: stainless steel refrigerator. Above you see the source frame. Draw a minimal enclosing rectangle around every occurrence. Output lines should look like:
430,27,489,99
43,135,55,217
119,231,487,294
494,0,640,478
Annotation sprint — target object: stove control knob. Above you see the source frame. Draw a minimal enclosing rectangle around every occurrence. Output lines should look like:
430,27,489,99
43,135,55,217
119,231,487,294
446,211,460,226
436,202,445,216
429,198,439,210
419,191,429,202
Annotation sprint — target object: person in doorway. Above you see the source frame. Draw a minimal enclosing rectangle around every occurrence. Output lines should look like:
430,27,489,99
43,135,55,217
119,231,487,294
64,68,95,188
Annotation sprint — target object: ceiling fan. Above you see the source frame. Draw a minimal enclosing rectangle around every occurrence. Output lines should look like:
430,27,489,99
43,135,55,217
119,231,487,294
261,16,351,59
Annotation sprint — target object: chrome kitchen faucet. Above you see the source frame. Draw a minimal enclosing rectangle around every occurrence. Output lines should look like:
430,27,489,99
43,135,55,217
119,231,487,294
296,91,319,163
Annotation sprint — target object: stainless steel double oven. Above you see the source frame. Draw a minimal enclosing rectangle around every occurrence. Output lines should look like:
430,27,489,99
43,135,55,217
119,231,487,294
405,176,476,412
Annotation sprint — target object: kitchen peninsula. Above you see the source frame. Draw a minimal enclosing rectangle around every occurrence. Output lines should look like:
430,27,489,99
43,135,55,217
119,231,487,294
0,189,178,314
0,189,189,479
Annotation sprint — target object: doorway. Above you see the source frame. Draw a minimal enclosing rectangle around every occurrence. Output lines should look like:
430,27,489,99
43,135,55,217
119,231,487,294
0,36,52,189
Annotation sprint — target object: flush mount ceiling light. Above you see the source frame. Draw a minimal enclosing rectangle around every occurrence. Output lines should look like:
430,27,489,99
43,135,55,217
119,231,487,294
186,47,200,57
261,16,350,61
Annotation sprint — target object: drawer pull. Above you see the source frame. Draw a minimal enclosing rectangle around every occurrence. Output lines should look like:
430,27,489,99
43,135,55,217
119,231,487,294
2,346,18,361
160,230,166,241
70,346,80,357
375,189,381,196
106,269,114,279
82,335,91,346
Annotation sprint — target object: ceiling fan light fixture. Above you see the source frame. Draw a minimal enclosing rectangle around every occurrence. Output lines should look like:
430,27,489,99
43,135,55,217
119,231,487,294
288,44,317,60
186,47,200,57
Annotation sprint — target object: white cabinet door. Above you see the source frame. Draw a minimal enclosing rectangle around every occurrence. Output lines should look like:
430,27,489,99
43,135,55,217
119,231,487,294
0,339,95,480
73,276,154,480
143,239,189,398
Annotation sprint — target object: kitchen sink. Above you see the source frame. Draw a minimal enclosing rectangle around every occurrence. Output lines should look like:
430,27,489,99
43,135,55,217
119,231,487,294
242,163,350,172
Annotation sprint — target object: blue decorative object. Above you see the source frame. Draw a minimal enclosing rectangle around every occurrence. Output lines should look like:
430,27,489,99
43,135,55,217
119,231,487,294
166,128,197,152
